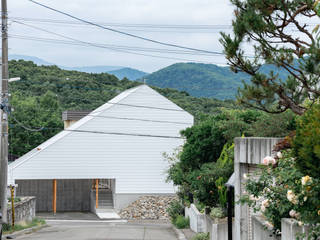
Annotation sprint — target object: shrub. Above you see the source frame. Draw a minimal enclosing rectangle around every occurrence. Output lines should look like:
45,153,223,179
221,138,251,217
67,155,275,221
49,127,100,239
167,200,184,222
241,149,320,237
191,233,210,240
293,103,320,178
174,215,190,229
210,207,225,219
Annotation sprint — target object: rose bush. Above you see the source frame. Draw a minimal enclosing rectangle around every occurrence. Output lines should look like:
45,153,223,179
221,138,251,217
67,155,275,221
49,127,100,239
242,149,320,238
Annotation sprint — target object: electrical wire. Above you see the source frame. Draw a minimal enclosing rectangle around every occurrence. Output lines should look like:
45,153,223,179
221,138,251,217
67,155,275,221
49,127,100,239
10,33,218,56
10,16,233,29
11,16,317,29
10,123,183,139
10,115,44,132
9,34,224,64
27,0,225,55
86,114,192,125
11,21,218,56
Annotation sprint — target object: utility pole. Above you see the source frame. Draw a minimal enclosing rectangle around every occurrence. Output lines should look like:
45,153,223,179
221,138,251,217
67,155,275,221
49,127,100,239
0,0,9,225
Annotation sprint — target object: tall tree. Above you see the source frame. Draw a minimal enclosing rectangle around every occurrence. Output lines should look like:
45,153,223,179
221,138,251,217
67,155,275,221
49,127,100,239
220,0,320,115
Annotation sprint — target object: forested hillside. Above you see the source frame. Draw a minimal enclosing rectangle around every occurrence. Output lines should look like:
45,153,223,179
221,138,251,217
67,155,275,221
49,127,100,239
108,67,148,80
145,63,248,99
8,60,235,157
145,62,290,99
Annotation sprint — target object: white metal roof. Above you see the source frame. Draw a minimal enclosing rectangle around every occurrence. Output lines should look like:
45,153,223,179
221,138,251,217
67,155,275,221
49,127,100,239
9,85,193,193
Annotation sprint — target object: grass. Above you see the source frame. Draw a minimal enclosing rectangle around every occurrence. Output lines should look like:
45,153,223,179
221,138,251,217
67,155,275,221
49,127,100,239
3,218,46,234
173,215,190,229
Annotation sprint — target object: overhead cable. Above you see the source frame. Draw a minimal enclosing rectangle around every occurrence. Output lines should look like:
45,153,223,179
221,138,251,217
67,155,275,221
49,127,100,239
11,21,224,64
27,0,225,55
10,123,183,139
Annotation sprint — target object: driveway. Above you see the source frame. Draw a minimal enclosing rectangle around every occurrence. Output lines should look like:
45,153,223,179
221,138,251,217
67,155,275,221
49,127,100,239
13,219,178,240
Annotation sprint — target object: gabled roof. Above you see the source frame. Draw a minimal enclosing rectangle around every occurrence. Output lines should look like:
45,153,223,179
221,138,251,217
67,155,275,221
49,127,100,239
9,85,193,193
10,85,143,171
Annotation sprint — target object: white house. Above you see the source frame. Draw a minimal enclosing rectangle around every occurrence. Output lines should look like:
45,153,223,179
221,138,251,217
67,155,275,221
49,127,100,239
8,85,193,212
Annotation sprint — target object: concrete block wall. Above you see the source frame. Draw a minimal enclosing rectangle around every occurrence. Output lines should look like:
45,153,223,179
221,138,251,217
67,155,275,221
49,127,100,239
252,215,279,240
281,218,309,240
205,215,235,240
185,204,206,233
234,137,282,240
7,196,36,225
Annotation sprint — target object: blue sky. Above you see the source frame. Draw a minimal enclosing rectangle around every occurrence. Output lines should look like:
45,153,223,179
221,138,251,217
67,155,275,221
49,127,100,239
8,0,235,72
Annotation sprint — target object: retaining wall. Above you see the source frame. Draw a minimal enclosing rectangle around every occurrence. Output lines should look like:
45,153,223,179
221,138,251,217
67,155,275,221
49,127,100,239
185,204,206,233
281,218,309,240
6,196,36,225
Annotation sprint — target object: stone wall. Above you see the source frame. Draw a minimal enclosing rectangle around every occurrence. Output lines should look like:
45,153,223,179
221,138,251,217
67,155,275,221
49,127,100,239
6,197,36,225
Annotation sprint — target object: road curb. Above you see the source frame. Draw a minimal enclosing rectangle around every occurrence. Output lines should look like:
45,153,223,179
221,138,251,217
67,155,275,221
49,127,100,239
172,226,188,240
3,224,48,239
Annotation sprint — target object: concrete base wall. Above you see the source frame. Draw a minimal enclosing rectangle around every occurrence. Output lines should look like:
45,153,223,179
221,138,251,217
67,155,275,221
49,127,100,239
16,179,92,212
114,193,175,210
185,204,206,233
205,215,235,240
281,218,309,240
7,196,36,225
252,215,280,240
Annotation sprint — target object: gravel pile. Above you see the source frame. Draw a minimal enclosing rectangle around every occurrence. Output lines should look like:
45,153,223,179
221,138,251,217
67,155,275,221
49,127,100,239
119,195,178,220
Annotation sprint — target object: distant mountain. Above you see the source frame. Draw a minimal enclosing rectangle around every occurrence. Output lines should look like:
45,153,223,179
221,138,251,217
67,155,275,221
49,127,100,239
144,63,249,100
108,67,148,80
9,54,53,66
61,65,123,73
8,54,148,80
144,62,290,100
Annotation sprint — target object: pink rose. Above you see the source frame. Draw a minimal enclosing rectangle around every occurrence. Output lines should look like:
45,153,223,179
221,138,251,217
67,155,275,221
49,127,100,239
263,156,276,165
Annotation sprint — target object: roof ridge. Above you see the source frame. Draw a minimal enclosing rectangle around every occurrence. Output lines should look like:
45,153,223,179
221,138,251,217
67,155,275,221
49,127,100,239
8,85,143,174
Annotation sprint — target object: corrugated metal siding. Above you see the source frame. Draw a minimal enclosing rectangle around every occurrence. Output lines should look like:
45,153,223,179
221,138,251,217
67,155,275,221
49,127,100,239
9,85,193,194
62,110,91,121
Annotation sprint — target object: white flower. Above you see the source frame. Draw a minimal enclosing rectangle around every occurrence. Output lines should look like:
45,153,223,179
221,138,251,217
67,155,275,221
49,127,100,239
250,195,260,201
265,221,274,228
263,156,276,165
289,210,297,218
301,176,312,186
287,190,298,205
298,221,304,226
276,151,282,159
262,199,270,208
261,205,266,212
243,173,248,180
303,196,307,202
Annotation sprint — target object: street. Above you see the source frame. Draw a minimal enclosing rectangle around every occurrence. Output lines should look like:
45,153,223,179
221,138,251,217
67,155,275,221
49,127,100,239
13,220,178,240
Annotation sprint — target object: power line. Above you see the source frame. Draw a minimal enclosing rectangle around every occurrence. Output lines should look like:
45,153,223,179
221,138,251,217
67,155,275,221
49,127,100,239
27,0,225,55
10,21,226,64
10,115,44,132
10,16,233,29
9,123,183,139
9,32,217,56
86,114,192,125
10,34,221,63
10,16,317,30
12,21,218,56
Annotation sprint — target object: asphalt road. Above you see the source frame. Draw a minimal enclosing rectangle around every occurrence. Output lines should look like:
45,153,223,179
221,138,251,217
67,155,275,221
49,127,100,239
13,220,178,240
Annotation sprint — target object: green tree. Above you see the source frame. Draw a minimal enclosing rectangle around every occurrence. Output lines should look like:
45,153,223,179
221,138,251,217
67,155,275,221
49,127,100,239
220,0,320,115
9,91,63,157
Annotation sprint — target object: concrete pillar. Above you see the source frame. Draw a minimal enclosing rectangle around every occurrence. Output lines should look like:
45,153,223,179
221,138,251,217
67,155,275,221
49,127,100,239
234,138,282,240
